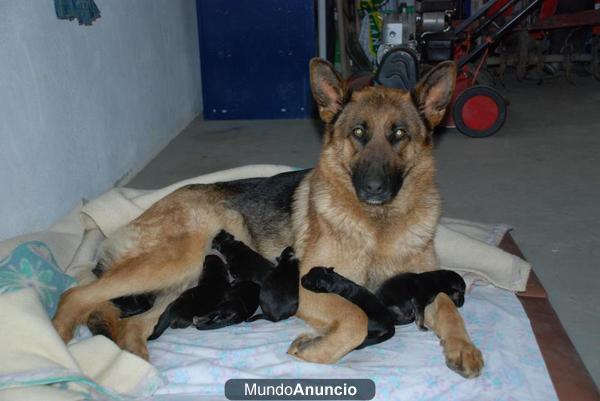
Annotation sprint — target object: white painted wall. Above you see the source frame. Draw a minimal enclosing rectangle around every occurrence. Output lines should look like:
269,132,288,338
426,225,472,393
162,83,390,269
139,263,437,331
0,0,202,241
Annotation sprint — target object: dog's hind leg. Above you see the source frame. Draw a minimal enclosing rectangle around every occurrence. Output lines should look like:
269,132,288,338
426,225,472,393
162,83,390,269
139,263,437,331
87,301,122,339
116,293,180,360
52,231,208,345
424,293,484,378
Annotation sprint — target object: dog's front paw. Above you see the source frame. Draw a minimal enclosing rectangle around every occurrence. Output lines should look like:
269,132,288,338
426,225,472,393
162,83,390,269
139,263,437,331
287,333,318,355
301,266,335,293
443,338,484,378
287,333,336,364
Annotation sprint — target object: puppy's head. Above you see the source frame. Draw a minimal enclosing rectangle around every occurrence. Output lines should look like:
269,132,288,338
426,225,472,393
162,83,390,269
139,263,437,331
441,270,466,307
310,58,456,205
202,254,230,282
276,246,297,264
212,230,235,251
301,266,336,293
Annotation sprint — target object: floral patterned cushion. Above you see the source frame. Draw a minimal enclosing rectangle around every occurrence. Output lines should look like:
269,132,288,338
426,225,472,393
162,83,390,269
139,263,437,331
0,241,75,317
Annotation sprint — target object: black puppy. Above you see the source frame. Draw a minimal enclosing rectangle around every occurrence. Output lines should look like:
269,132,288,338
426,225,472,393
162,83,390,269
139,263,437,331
302,267,466,347
150,230,300,339
192,281,260,329
212,230,274,284
150,256,262,338
246,246,299,322
213,230,300,323
301,267,397,349
377,270,465,330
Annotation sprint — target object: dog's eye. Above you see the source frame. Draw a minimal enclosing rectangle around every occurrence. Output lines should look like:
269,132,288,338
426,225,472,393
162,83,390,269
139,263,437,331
352,127,365,139
393,127,407,140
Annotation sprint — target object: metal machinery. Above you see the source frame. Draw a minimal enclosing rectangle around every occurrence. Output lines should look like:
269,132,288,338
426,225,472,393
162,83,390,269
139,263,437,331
344,0,600,137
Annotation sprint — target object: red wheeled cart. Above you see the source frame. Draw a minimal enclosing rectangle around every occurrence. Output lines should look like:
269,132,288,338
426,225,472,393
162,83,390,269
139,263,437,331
450,82,508,138
438,0,544,137
439,0,599,137
347,0,599,137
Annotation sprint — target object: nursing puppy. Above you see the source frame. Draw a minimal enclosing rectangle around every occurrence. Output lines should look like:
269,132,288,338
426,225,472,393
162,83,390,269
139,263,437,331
246,246,300,323
149,254,235,339
151,231,294,339
192,281,260,330
302,267,466,345
213,231,300,322
212,230,274,284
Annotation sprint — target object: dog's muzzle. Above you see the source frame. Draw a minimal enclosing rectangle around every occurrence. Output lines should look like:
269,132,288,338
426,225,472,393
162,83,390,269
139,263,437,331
351,163,403,205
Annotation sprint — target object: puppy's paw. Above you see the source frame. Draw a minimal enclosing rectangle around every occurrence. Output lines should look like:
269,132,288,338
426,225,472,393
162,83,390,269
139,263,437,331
279,246,297,261
415,314,428,331
443,338,484,378
301,267,336,292
192,315,211,327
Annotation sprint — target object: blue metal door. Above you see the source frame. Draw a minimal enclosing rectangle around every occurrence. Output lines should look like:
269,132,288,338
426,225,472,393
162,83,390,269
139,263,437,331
197,1,317,120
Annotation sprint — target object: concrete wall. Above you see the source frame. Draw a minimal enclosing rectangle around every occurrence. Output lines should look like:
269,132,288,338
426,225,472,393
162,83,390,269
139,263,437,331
0,0,202,241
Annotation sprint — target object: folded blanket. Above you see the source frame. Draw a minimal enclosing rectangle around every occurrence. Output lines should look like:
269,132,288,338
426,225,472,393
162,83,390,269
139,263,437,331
80,164,531,291
0,242,164,400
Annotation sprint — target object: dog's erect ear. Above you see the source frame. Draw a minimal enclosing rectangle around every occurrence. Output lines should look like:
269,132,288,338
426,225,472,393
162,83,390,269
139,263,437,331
413,61,457,128
310,58,345,123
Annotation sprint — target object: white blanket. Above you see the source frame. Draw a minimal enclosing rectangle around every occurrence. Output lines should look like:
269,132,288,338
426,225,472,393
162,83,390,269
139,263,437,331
0,288,164,401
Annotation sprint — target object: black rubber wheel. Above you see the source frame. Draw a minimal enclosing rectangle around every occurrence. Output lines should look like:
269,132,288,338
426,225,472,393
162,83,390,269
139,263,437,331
453,85,507,138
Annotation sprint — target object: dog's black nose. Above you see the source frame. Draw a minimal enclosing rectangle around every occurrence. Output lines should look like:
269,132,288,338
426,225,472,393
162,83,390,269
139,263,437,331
351,162,403,205
366,179,384,194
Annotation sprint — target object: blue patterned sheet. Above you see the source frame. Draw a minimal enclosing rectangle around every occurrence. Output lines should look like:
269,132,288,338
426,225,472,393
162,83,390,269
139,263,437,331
147,285,558,401
0,241,75,317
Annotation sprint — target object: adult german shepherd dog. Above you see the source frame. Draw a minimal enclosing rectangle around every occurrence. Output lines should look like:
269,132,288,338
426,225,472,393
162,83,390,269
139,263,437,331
53,59,483,377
